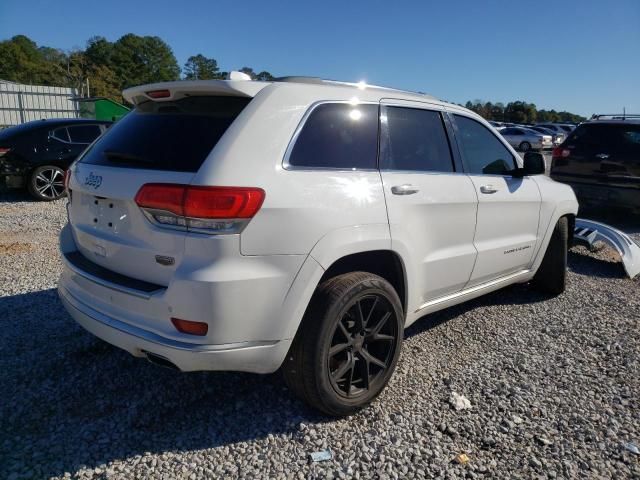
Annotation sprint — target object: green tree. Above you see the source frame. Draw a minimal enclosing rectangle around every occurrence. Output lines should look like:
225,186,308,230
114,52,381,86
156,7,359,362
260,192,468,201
85,36,114,66
183,54,222,80
0,35,46,84
110,34,180,89
255,70,274,81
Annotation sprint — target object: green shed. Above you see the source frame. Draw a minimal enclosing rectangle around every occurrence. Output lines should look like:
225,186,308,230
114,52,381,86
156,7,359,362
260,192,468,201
78,97,130,122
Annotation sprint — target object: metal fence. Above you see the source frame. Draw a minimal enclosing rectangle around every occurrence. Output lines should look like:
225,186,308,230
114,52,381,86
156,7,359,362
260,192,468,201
0,80,80,129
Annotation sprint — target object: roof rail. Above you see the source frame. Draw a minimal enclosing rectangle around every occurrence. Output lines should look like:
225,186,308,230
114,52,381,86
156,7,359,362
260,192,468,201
590,113,640,120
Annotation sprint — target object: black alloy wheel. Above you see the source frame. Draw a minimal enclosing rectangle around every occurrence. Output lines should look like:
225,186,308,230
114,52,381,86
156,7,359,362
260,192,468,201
327,294,398,398
282,272,404,416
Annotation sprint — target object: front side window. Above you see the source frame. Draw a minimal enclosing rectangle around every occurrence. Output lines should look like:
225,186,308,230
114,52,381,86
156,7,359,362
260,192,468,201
68,125,102,144
454,115,516,175
287,103,378,169
380,106,454,172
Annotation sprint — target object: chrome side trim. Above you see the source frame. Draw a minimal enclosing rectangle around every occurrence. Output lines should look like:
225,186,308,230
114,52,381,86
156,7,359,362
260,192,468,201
62,252,164,300
59,284,279,353
414,269,531,313
574,218,640,278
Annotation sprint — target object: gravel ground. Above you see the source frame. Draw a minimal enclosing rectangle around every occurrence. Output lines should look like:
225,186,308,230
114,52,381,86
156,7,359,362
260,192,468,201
1,191,639,479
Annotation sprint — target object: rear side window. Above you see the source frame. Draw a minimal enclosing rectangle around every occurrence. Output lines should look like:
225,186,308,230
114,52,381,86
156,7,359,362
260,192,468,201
380,107,454,172
51,127,70,142
68,125,102,144
287,103,378,169
454,115,516,175
79,96,250,172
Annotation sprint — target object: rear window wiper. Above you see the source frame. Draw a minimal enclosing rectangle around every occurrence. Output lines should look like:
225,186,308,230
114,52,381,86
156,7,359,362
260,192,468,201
103,150,151,164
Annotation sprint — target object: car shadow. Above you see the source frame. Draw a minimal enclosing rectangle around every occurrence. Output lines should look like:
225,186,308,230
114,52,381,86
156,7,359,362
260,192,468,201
404,282,554,340
0,289,328,479
0,189,36,203
567,249,627,279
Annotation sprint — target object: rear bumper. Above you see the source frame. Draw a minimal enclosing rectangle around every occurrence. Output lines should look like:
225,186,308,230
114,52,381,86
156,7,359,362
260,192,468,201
58,283,291,372
553,180,640,210
57,223,312,373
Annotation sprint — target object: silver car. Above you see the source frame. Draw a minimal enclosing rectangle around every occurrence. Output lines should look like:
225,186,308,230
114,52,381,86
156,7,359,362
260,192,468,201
498,127,553,151
527,125,565,145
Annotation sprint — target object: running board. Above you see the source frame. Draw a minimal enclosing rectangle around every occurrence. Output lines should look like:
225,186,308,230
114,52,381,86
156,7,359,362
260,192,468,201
573,218,640,278
414,269,531,314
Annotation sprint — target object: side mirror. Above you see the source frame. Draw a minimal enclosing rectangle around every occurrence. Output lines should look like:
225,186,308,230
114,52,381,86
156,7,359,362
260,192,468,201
519,152,545,176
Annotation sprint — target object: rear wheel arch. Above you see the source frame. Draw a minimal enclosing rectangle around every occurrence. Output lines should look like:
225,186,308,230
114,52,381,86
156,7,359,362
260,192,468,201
318,250,407,317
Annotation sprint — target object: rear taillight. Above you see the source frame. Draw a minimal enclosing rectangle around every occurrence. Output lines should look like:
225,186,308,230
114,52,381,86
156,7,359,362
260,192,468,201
135,184,265,234
171,318,208,336
552,147,571,159
0,147,10,157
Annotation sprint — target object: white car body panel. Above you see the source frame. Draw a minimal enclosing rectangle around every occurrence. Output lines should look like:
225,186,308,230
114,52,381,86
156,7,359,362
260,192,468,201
59,78,580,374
465,175,541,286
381,171,478,308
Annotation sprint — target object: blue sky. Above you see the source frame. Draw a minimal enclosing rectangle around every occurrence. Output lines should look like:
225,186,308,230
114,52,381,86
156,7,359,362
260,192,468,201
1,0,639,116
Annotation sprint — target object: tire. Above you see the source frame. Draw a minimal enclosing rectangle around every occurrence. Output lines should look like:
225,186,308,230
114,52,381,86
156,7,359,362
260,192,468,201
28,165,66,201
532,217,568,295
282,272,404,416
519,141,531,152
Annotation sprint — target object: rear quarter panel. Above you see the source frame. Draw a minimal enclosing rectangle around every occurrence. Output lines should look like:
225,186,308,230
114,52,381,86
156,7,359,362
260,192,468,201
192,84,390,256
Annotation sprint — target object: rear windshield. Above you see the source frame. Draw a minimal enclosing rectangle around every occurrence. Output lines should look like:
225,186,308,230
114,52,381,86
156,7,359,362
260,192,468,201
79,96,250,172
568,123,640,152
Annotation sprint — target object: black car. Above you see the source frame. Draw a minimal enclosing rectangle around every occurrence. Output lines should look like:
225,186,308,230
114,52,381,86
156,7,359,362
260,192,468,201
550,115,640,214
0,118,111,200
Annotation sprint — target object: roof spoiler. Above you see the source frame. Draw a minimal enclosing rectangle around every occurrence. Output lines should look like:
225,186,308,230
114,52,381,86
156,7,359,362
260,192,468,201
123,74,269,105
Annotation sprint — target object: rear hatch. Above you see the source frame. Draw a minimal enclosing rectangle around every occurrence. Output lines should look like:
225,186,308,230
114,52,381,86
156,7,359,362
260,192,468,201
551,123,640,189
67,92,253,286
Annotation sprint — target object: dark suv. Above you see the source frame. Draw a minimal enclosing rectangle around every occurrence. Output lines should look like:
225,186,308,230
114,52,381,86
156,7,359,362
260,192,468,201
550,115,640,214
0,119,111,200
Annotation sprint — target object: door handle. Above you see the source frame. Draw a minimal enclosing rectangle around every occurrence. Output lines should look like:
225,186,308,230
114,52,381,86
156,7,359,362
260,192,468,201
391,184,419,195
480,185,498,194
595,153,610,160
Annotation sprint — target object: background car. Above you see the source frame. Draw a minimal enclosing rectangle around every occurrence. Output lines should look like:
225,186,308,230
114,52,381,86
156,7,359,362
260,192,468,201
550,115,640,214
527,125,566,145
537,123,574,137
0,119,110,200
498,126,553,151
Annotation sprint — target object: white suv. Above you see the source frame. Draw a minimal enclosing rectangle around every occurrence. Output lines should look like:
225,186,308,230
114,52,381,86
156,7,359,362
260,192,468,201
58,76,578,415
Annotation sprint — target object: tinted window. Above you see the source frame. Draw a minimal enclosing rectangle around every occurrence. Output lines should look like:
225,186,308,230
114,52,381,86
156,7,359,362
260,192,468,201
288,103,378,169
51,127,69,142
454,115,516,175
568,124,617,150
79,96,250,172
380,107,453,172
68,125,102,143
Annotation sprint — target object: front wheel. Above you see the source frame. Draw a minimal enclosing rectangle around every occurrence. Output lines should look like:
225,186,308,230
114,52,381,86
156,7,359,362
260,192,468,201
28,165,66,201
519,141,531,152
283,272,404,416
532,217,568,295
